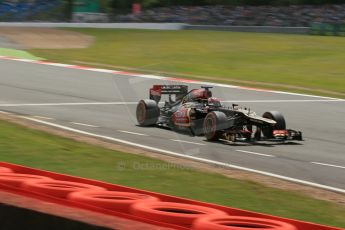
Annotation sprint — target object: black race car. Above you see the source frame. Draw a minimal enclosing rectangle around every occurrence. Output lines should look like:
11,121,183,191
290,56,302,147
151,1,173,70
136,85,302,142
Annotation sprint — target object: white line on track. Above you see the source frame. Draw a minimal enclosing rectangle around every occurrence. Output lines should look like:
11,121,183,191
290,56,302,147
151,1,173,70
236,150,275,157
70,122,99,128
20,116,345,194
0,111,10,114
0,102,137,107
223,99,344,103
311,162,345,169
32,116,54,120
118,130,149,136
170,139,206,146
0,99,343,108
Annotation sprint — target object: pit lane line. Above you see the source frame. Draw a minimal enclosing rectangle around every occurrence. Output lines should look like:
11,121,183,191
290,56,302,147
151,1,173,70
118,130,149,136
235,150,275,158
311,162,345,170
70,122,99,128
17,115,345,194
170,139,206,146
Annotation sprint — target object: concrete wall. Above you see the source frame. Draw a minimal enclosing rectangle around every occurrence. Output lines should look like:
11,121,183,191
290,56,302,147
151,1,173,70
184,25,309,34
0,22,310,34
0,22,187,30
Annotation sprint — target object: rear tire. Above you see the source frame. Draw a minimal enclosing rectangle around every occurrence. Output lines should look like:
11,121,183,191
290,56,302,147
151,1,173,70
136,100,160,126
262,111,286,138
203,111,228,141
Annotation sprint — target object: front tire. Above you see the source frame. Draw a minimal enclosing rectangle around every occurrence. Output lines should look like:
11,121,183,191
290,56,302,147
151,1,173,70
136,100,160,126
262,111,286,138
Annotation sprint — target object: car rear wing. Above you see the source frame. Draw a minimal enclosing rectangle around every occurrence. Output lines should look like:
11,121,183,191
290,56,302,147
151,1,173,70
149,85,188,103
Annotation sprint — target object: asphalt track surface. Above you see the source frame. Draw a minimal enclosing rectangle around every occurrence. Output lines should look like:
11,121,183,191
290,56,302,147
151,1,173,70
0,58,344,193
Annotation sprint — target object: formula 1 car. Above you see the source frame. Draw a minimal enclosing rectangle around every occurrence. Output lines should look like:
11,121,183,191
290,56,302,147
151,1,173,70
136,85,302,142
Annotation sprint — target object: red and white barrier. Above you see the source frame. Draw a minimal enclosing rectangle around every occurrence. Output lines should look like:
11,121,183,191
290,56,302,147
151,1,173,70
0,162,342,230
68,190,160,213
130,201,227,226
0,173,52,187
192,216,297,230
0,167,13,173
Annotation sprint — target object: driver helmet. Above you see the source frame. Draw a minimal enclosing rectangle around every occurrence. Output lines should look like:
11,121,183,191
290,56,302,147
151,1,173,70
208,97,221,107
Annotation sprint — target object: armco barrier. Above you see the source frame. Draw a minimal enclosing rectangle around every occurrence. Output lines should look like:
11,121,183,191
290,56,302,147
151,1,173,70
0,162,343,230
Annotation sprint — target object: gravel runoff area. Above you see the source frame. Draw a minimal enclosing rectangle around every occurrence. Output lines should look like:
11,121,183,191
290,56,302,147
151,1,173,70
0,27,94,49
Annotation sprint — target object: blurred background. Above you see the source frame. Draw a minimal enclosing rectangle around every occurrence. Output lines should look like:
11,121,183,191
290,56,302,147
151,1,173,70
0,0,344,27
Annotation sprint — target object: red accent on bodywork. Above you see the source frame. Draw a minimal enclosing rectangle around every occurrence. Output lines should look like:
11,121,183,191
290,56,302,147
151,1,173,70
273,130,289,136
172,107,190,126
150,85,162,97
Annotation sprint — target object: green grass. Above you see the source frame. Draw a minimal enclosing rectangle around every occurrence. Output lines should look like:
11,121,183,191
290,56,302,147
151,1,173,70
29,29,345,98
0,119,344,228
0,48,43,60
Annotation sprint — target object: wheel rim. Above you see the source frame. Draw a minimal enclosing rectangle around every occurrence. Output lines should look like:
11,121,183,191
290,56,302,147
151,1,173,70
136,102,146,125
204,115,216,139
